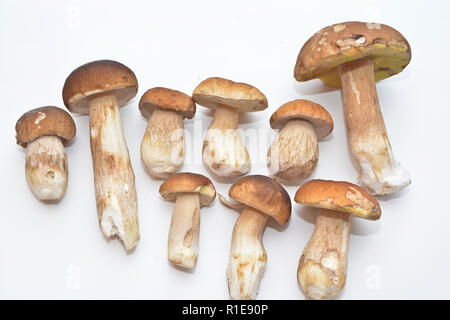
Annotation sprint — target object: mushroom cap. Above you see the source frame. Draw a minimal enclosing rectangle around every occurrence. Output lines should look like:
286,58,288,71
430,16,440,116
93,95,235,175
270,99,334,139
62,60,138,114
192,77,268,113
228,175,291,225
15,106,76,147
294,21,411,87
294,179,381,220
139,87,196,120
159,172,216,207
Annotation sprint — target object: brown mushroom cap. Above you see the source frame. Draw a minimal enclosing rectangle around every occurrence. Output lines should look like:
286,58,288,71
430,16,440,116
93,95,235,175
295,179,381,220
139,87,196,120
15,106,76,147
159,172,216,207
192,77,268,113
62,60,138,114
294,21,411,87
228,175,291,225
270,99,334,139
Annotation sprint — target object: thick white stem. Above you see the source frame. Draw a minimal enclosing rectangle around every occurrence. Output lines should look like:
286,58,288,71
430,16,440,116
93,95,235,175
203,105,250,177
89,95,139,251
25,135,68,200
141,109,185,179
227,207,268,300
338,57,411,195
168,193,201,269
267,119,318,183
298,208,350,300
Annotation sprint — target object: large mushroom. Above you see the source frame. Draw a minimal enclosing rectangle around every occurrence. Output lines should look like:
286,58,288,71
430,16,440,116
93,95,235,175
139,87,196,179
219,175,291,300
267,99,333,183
294,21,412,195
159,172,216,269
192,77,268,177
62,60,139,251
294,179,381,300
15,106,76,200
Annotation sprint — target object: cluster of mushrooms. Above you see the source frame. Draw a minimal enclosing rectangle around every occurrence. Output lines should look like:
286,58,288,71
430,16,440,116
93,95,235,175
14,21,411,299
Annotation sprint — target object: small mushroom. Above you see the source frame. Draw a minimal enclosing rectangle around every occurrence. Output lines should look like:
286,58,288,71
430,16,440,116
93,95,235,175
159,172,216,269
192,77,268,177
294,179,381,300
15,106,76,200
294,21,412,195
267,99,333,183
139,88,196,178
220,175,291,300
63,60,139,251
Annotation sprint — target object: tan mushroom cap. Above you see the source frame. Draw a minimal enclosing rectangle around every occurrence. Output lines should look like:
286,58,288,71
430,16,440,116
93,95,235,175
15,106,76,147
228,175,291,225
62,60,138,114
295,179,381,220
270,99,334,139
294,21,411,87
139,87,196,120
192,77,268,113
159,172,216,207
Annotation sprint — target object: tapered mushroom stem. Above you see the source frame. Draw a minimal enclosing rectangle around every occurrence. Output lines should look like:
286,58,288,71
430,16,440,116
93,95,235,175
268,119,318,182
141,109,185,178
203,104,250,176
25,135,68,200
168,192,201,269
227,206,268,300
338,57,410,195
89,95,139,251
298,208,350,300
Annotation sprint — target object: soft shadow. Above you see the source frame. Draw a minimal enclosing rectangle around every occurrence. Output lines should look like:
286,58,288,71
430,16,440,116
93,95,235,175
101,232,138,255
349,217,381,236
169,262,196,274
296,205,317,225
292,80,338,96
203,164,244,185
39,197,64,205
376,186,412,201
198,108,261,125
266,214,291,232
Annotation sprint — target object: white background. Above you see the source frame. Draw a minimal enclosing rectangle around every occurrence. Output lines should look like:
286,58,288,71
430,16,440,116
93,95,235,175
1,0,449,300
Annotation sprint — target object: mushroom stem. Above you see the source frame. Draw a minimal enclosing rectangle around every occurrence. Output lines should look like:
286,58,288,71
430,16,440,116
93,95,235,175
268,119,318,182
25,135,68,200
227,206,268,300
141,109,185,178
168,192,201,269
338,57,410,195
203,104,250,176
298,208,350,300
89,94,139,251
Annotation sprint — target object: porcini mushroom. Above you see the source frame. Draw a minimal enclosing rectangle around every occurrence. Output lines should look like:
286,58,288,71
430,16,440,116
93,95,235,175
219,175,291,299
294,179,381,300
15,106,76,200
267,99,333,183
62,60,139,251
139,87,196,178
159,173,216,269
192,77,268,177
294,21,412,195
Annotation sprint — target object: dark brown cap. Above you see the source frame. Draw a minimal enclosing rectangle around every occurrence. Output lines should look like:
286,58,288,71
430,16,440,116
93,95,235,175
228,175,291,225
294,179,381,220
294,21,411,87
62,60,138,114
139,87,196,120
159,172,216,207
192,77,268,112
15,106,76,147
